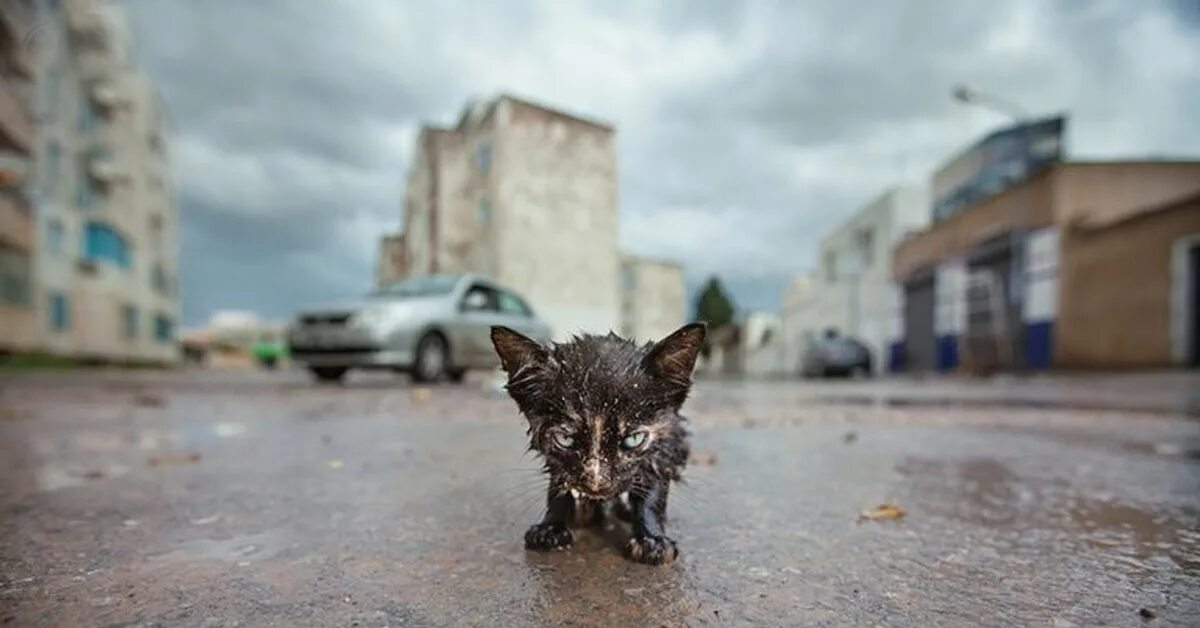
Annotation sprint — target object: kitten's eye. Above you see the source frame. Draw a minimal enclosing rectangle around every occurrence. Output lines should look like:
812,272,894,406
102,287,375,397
551,431,575,449
621,431,648,450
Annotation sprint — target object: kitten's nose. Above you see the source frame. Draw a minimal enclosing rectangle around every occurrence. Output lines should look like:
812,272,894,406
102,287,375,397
587,473,606,492
583,458,609,494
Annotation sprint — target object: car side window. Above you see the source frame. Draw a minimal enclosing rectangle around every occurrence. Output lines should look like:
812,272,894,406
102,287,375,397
498,290,532,317
461,284,499,311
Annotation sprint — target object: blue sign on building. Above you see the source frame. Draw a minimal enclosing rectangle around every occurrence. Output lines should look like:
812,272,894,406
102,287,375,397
932,116,1066,223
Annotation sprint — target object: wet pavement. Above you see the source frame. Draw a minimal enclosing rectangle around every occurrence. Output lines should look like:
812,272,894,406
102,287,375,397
1,369,1199,626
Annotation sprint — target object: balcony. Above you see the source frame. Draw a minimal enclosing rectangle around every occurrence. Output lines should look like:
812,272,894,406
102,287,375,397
0,153,28,187
0,76,33,154
0,8,35,79
0,189,32,252
87,149,130,184
90,80,129,110
65,0,110,51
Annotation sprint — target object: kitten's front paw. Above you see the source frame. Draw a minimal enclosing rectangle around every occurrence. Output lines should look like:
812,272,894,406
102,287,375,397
626,534,678,565
525,522,573,551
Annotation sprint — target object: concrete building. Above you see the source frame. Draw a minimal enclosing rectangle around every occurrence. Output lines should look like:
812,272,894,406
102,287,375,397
894,161,1200,372
376,232,405,287
0,0,37,353
394,95,619,340
23,0,180,363
619,255,685,343
742,310,786,376
780,186,928,374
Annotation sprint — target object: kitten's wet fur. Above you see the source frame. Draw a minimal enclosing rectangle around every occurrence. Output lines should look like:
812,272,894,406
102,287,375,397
491,323,706,565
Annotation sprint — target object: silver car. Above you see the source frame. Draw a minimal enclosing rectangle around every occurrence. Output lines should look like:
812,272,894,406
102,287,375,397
287,274,552,383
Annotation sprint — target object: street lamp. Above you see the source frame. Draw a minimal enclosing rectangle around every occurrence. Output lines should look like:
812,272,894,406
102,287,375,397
952,84,1028,122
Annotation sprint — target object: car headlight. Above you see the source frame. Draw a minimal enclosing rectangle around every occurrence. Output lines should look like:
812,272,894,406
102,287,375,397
352,307,390,328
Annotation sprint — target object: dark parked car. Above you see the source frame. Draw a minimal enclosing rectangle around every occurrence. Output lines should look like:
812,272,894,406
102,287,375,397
801,334,873,378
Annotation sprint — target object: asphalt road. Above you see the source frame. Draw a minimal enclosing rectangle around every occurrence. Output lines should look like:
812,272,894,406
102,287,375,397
1,369,1198,626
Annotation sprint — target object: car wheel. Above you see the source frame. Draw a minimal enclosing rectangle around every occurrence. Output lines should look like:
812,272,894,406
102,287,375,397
412,333,449,383
446,368,466,384
311,366,348,383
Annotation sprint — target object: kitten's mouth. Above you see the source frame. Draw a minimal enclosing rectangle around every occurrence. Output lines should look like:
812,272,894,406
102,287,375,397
569,487,617,501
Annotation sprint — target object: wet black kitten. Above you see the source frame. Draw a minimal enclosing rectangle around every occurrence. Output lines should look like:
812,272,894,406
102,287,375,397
491,323,705,565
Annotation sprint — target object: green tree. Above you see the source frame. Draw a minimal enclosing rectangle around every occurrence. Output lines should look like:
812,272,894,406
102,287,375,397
694,276,735,329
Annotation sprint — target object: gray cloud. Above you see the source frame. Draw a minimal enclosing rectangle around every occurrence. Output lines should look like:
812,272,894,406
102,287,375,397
119,0,1200,323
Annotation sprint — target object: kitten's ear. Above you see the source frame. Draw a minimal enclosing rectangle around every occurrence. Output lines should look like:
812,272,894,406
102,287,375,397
491,326,552,378
643,323,706,386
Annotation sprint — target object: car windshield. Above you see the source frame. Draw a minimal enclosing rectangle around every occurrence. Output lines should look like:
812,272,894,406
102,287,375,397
371,275,459,299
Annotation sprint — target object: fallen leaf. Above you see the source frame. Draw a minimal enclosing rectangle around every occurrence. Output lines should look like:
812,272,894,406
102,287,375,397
411,387,432,403
689,451,719,466
858,503,905,522
328,459,345,470
147,451,201,467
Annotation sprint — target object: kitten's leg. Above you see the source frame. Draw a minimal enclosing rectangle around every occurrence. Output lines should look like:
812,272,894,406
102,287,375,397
524,484,574,551
626,480,678,565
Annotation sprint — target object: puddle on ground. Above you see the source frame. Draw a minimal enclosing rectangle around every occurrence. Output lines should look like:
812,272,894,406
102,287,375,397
152,531,283,565
36,463,130,493
810,394,1200,417
896,456,1200,573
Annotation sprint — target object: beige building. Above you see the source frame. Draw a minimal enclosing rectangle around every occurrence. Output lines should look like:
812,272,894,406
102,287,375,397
894,161,1200,371
376,232,405,287
23,0,180,363
0,0,37,353
619,255,685,342
390,95,619,340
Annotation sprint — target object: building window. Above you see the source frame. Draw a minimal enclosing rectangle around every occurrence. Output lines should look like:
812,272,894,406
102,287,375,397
152,262,169,295
49,292,69,331
149,214,165,254
0,247,32,306
122,304,138,339
475,141,491,171
78,97,103,134
153,314,174,343
856,228,875,269
476,199,491,227
76,153,97,208
82,222,131,269
43,140,61,195
46,218,64,254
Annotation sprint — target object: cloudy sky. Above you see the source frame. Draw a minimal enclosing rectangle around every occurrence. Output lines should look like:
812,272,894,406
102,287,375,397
119,0,1200,327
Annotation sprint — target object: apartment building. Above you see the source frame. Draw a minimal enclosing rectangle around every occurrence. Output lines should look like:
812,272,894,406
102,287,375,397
26,0,179,363
0,0,37,352
394,95,619,340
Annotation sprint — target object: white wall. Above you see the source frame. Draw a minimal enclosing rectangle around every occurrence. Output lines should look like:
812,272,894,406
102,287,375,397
781,185,929,374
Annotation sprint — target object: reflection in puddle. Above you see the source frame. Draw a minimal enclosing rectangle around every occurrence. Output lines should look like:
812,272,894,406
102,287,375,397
896,456,1200,573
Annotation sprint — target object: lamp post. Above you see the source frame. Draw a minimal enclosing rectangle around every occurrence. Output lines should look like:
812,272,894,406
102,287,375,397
951,84,1028,122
